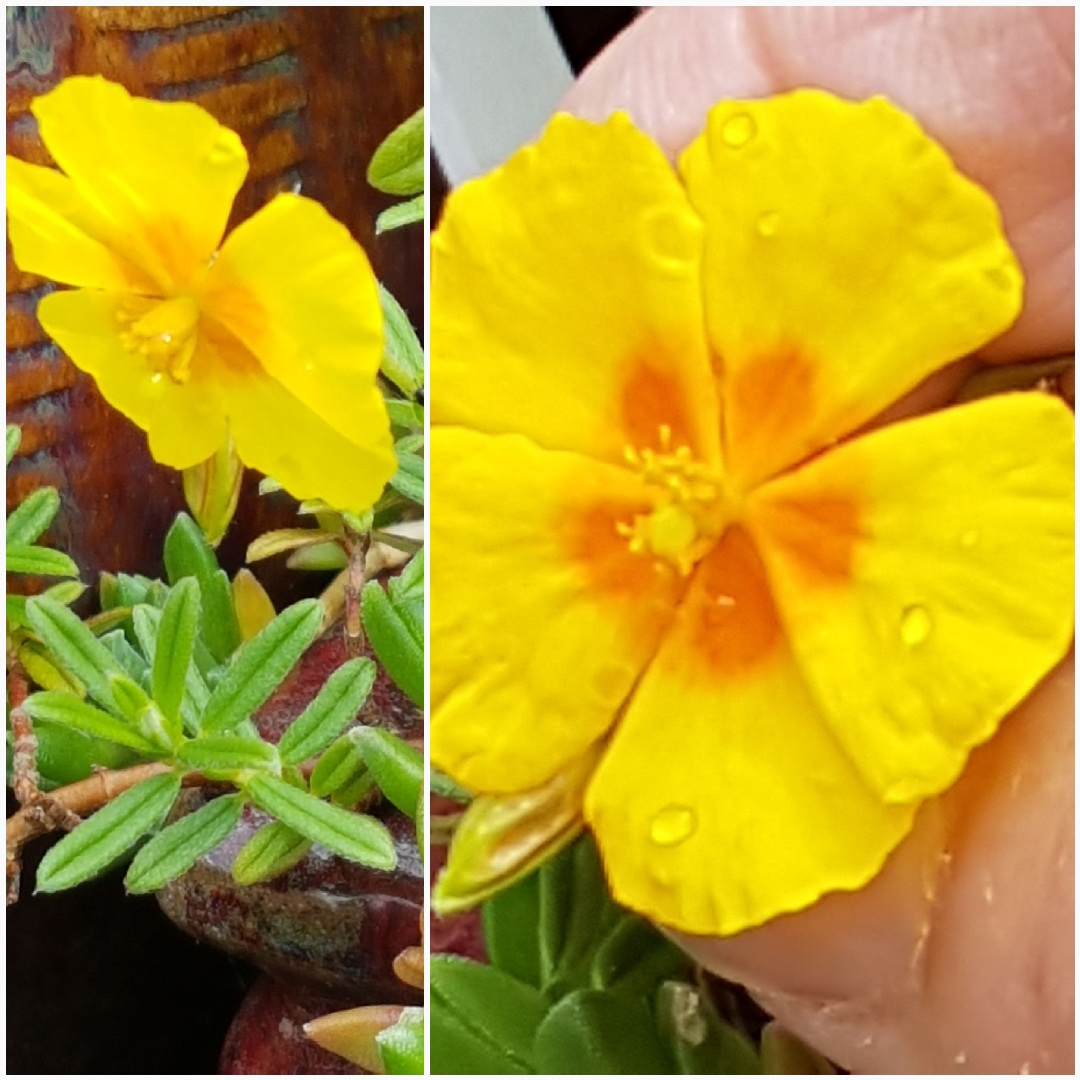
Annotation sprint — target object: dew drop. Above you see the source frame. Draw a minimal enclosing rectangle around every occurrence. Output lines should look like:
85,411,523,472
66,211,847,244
756,210,780,237
721,112,756,148
960,528,979,548
900,604,932,646
650,804,697,846
161,332,173,345
150,372,163,385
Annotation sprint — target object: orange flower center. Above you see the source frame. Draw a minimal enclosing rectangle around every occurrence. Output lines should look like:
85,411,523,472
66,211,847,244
616,424,732,576
117,295,200,385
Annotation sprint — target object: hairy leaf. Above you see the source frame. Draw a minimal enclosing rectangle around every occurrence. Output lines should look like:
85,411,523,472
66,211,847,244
153,578,200,727
350,727,422,820
278,657,376,766
360,582,422,706
176,735,279,778
8,544,79,578
7,486,60,546
367,107,424,195
125,793,244,894
245,773,396,870
22,691,159,755
34,772,181,893
376,195,424,235
231,820,311,885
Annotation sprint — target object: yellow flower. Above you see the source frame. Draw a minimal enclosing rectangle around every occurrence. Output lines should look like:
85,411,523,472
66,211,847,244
430,91,1074,936
6,76,396,514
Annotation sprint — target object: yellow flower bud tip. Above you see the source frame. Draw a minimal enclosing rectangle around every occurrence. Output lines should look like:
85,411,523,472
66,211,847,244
430,91,1073,936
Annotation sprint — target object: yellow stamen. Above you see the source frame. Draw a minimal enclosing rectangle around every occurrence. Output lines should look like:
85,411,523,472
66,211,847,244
117,295,200,384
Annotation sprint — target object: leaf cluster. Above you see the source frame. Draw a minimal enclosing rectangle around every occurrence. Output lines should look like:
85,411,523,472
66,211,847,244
431,835,764,1075
368,107,424,235
16,512,423,897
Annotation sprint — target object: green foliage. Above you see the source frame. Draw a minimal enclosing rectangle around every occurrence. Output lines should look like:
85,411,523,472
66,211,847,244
377,1007,425,1074
231,820,311,885
379,283,424,397
361,551,423,708
278,657,376,766
367,107,424,197
432,834,772,1074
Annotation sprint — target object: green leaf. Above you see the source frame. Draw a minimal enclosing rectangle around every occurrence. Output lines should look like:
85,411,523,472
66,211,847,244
350,726,422,819
244,773,396,870
107,672,174,748
278,657,376,766
360,581,422,707
7,423,21,465
7,594,29,630
231,820,311,885
590,912,689,998
534,989,674,1074
379,283,424,397
25,595,123,712
22,691,159,755
655,981,763,1075
367,107,424,195
431,766,472,803
329,769,377,810
7,486,60,546
30,719,139,788
176,735,279,778
286,541,349,571
99,629,150,683
483,869,544,989
200,599,321,735
153,578,200,727
125,793,244,894
8,544,79,578
376,194,424,235
17,639,85,697
376,1006,425,1074
309,732,368,797
35,772,182,893
429,955,545,1074
163,513,240,662
389,453,424,504
44,579,87,607
385,399,423,432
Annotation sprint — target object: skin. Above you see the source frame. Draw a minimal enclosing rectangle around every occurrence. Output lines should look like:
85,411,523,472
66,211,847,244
560,7,1074,1074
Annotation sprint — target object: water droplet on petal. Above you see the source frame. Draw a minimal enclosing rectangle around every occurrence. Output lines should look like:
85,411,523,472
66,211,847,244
900,604,932,646
756,210,780,237
960,528,979,548
650,804,697,846
150,372,163,385
721,112,756,148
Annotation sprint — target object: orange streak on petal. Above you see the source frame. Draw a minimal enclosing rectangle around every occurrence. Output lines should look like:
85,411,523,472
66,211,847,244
621,350,701,456
676,526,784,681
724,346,817,484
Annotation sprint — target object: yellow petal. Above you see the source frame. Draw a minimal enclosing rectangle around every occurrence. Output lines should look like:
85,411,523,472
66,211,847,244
432,112,721,470
586,528,913,936
748,392,1074,804
209,322,394,514
680,90,1023,489
431,426,684,794
36,288,227,468
6,157,154,292
31,76,247,291
201,193,390,459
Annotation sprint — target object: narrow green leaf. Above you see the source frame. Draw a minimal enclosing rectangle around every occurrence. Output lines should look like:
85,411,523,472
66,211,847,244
116,572,152,610
25,595,122,711
350,727,422,819
483,869,544,989
34,772,181,893
533,989,674,1074
17,639,85,697
245,773,396,870
329,770,376,810
258,476,285,494
163,513,240,661
99,629,149,683
22,691,159,755
7,486,60,545
389,453,424,504
7,423,21,465
360,582,422,707
44,579,87,607
108,673,174,748
31,719,139,788
431,766,471,803
200,599,322,735
367,107,424,195
7,594,29,630
176,735,279,778
385,399,423,432
378,283,424,396
125,793,244,894
309,733,367,797
8,544,79,578
376,194,424,234
430,955,545,1074
278,658,376,766
153,578,200,726
375,1007,425,1074
231,820,311,885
